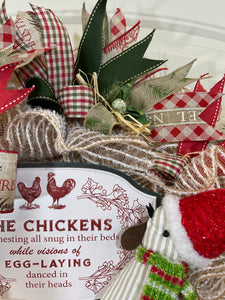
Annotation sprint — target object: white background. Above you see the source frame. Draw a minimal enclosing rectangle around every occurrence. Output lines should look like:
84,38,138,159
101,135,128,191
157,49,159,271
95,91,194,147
5,0,225,89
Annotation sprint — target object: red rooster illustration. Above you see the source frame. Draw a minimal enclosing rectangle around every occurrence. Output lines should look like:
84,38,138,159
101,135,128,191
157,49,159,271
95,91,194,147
47,172,76,208
17,177,41,209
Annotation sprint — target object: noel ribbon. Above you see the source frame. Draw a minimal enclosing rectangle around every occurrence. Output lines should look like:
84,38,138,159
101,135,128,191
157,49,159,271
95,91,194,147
177,75,225,156
148,91,225,142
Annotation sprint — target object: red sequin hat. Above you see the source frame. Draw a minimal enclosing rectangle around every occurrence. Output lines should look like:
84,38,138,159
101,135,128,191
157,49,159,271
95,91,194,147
163,189,225,268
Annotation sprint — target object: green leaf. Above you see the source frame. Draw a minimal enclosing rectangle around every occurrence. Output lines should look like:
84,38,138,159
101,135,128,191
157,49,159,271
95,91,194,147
103,81,122,104
120,80,136,100
75,0,107,78
125,106,149,125
128,59,198,110
99,30,166,96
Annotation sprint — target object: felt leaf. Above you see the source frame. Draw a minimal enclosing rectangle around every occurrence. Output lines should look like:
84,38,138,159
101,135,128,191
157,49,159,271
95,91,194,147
0,61,34,113
75,0,107,77
84,103,118,135
99,30,166,97
129,59,198,111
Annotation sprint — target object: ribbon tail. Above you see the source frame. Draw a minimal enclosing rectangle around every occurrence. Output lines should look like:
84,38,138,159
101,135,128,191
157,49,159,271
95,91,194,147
98,30,166,97
75,0,108,77
31,4,75,97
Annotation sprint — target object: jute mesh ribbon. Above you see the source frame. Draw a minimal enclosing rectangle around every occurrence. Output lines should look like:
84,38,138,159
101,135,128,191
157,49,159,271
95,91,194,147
1,105,224,194
0,106,167,192
190,254,225,300
0,105,65,161
171,144,225,195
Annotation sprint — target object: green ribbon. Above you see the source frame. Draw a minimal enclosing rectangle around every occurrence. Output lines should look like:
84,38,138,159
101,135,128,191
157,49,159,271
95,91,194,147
25,76,63,114
98,31,166,97
74,0,166,100
75,0,107,79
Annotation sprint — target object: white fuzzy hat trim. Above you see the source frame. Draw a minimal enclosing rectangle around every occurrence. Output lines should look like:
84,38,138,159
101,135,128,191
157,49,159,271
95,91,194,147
163,193,210,269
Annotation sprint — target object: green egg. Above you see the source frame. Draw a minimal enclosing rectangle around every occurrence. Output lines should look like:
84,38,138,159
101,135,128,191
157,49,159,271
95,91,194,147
111,99,127,114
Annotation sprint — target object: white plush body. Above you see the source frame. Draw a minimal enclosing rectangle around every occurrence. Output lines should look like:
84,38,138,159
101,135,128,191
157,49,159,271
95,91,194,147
101,207,180,300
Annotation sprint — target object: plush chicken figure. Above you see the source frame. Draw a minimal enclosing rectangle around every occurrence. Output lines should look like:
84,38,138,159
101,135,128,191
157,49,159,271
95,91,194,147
101,205,197,300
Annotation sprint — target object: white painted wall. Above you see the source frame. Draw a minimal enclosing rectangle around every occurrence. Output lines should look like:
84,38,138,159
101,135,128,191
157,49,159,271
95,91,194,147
4,0,225,89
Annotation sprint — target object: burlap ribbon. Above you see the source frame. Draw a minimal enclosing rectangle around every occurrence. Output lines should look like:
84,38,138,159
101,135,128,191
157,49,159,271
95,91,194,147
190,255,225,300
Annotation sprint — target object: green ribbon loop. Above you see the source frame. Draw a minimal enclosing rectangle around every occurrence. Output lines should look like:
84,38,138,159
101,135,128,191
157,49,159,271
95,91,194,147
25,76,63,114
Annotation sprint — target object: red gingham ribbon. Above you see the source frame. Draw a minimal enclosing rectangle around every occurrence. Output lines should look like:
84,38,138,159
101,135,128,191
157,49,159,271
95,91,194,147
0,18,16,49
110,8,126,41
30,5,94,118
31,4,75,99
149,92,225,142
150,153,189,181
59,85,94,118
104,21,140,55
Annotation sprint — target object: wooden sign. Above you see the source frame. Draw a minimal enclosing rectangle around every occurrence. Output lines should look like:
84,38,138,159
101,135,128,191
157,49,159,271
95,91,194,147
0,162,160,300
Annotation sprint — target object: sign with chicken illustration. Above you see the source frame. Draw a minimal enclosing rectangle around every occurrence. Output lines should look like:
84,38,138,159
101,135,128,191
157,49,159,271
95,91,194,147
0,162,159,300
47,172,76,209
17,177,42,209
